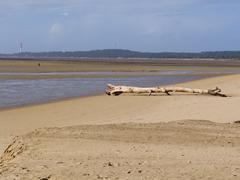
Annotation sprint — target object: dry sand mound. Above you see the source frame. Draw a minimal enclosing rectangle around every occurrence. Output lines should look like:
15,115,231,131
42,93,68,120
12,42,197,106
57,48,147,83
0,120,240,179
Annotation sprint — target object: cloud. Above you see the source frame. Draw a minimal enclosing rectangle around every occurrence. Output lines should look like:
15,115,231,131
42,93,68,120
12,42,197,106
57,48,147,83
50,23,64,36
0,0,198,15
61,12,69,16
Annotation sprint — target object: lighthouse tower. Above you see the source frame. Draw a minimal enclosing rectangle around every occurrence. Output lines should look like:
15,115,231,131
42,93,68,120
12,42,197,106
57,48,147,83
19,42,23,53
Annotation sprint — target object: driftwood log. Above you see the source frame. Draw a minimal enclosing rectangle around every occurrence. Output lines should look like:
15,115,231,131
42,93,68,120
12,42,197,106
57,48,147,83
106,84,227,97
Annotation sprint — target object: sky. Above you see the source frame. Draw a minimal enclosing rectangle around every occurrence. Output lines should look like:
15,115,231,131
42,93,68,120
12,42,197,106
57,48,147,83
0,0,239,53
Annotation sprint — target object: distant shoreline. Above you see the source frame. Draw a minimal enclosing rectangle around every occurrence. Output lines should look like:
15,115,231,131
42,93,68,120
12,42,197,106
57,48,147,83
1,49,240,60
1,58,240,75
1,57,240,67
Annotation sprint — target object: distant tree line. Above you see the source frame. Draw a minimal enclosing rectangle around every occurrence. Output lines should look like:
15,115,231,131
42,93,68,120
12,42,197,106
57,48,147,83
1,49,240,59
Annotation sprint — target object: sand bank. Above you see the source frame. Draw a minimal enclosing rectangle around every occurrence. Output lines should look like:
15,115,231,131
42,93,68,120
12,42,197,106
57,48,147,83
0,74,240,179
0,74,239,135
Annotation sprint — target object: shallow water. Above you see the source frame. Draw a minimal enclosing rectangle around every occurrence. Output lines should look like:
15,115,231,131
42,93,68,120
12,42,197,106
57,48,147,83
0,69,239,76
0,74,209,109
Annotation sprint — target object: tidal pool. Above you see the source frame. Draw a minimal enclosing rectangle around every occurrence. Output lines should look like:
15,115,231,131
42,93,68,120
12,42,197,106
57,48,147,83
0,74,210,109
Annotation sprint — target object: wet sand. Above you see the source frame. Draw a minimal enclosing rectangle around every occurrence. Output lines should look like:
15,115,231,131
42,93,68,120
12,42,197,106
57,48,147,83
1,59,240,74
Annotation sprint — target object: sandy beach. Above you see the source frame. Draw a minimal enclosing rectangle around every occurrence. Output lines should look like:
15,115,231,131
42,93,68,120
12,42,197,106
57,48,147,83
0,74,240,179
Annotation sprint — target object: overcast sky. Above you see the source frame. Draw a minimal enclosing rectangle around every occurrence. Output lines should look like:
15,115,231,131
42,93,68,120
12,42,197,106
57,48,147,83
0,0,239,53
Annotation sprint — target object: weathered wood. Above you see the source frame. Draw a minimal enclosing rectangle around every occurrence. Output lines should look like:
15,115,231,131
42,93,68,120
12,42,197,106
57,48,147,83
106,84,227,97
